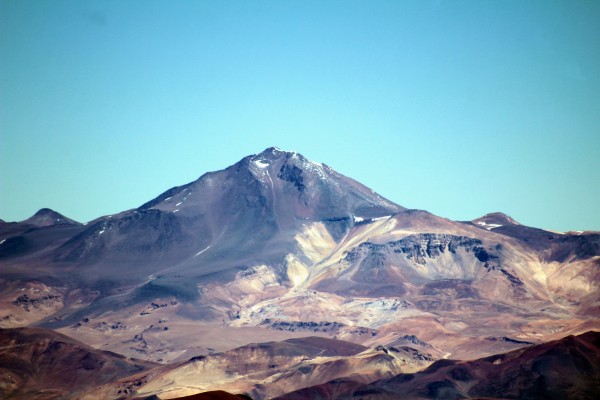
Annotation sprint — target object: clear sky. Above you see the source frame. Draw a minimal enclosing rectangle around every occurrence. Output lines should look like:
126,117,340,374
1,0,599,232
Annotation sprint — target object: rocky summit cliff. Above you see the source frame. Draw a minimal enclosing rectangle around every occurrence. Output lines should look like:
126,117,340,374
0,147,599,399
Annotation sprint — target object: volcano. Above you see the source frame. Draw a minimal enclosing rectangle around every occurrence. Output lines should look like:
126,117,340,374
0,147,598,399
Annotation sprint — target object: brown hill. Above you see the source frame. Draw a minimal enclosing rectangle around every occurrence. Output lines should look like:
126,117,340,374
277,330,600,399
82,335,434,400
0,327,157,400
137,391,253,400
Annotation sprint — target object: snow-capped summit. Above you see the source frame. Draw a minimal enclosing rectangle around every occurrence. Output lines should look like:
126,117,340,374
141,147,403,222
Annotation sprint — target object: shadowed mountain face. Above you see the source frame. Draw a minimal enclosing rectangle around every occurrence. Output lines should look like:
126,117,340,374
0,327,157,400
0,209,84,262
55,147,401,271
0,147,599,399
277,330,600,400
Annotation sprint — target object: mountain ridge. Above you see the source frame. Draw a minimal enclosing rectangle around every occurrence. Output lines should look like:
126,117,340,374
276,330,600,400
0,147,598,399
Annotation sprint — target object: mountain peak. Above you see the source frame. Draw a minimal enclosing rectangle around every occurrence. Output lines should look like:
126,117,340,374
23,208,80,227
74,147,404,274
241,147,403,220
250,147,290,165
472,212,519,230
251,147,309,163
259,146,284,155
248,148,324,176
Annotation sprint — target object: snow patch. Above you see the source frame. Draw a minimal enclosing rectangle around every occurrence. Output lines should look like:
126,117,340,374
477,221,502,230
354,215,390,224
0,239,6,245
301,159,327,180
372,215,391,221
173,209,179,213
253,159,269,169
98,227,106,235
176,202,183,206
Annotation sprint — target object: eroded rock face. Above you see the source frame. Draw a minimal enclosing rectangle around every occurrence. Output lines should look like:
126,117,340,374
12,293,62,312
277,163,306,194
345,234,498,266
319,234,509,297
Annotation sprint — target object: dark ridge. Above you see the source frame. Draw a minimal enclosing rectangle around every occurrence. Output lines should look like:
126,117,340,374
138,183,193,210
277,163,305,193
486,336,533,345
466,214,600,262
142,391,253,400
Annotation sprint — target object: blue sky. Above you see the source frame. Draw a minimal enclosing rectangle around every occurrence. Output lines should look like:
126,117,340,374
1,0,599,232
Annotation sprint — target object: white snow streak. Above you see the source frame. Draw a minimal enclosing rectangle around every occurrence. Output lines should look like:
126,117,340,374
354,215,390,223
477,221,502,230
265,170,280,228
0,239,6,245
372,215,391,221
254,160,269,168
